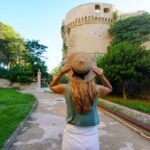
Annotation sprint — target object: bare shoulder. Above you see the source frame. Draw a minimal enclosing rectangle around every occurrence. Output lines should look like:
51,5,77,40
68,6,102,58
95,84,112,98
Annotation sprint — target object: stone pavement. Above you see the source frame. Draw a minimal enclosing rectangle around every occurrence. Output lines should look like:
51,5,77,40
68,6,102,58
10,90,150,150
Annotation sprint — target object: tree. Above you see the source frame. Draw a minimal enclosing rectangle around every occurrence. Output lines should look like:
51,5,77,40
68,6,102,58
97,42,150,99
0,39,9,65
0,21,25,67
109,14,150,45
0,22,50,84
51,65,69,84
25,40,48,79
51,65,61,75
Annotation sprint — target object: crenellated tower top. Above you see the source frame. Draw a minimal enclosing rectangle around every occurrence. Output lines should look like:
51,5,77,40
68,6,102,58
61,3,116,63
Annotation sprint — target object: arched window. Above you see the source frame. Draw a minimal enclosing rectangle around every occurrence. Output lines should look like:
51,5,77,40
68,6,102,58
95,4,100,12
104,8,110,13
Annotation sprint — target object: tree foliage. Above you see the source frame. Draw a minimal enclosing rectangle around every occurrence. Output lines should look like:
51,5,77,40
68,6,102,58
109,14,150,45
51,65,69,84
0,21,25,66
97,42,150,99
24,40,48,78
0,22,50,83
51,65,61,75
0,40,49,83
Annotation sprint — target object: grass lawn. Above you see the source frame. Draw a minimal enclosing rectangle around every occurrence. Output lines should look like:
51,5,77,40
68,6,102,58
103,95,150,114
0,88,35,149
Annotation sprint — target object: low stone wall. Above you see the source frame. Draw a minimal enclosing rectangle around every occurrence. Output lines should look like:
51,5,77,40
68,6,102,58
11,82,37,90
99,99,150,125
0,79,11,88
0,78,37,90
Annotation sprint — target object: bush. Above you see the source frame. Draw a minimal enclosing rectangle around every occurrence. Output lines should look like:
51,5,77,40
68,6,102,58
8,65,33,83
0,65,33,83
96,42,150,99
0,68,9,78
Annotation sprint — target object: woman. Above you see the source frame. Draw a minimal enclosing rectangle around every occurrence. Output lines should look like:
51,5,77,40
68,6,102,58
49,52,112,150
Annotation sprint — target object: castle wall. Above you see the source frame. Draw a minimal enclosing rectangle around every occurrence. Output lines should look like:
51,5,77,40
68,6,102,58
119,10,147,20
65,23,111,55
64,3,114,25
62,3,114,61
141,41,150,50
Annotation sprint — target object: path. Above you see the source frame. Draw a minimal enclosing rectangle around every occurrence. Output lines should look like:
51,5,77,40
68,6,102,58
10,90,150,150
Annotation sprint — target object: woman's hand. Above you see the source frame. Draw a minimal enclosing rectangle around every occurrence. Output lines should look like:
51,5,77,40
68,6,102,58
60,64,71,75
92,66,104,78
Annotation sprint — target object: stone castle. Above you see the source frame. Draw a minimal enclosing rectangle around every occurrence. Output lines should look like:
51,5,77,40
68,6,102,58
61,2,147,62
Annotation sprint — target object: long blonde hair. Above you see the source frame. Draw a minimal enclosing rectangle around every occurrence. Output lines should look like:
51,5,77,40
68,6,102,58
69,78,97,114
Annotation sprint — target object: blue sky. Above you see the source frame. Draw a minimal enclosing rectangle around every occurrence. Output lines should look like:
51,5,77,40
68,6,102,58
0,0,150,72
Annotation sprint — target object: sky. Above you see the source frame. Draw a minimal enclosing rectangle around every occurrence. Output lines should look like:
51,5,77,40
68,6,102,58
0,0,150,72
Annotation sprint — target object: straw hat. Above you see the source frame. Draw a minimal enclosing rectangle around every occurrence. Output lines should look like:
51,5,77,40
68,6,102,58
67,52,96,82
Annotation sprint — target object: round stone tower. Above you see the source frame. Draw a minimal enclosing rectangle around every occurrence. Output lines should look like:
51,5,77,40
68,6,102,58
61,2,115,62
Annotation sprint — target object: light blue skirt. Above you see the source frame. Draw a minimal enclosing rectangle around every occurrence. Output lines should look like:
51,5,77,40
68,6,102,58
62,124,99,150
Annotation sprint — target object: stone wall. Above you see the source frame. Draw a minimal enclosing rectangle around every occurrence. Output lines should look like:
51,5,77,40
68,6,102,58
141,41,150,50
100,99,150,125
62,2,114,62
64,2,114,25
64,23,111,54
0,78,37,90
0,79,11,88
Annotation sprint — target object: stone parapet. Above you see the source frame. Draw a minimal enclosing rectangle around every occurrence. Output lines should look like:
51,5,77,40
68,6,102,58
62,16,112,32
100,99,150,125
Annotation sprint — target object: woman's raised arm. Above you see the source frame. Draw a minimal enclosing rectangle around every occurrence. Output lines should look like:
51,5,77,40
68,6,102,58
92,66,112,98
49,64,71,94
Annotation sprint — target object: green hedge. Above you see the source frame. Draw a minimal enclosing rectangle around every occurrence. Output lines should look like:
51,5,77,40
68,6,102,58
0,66,32,83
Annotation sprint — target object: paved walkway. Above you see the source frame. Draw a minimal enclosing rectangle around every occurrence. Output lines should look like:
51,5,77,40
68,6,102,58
10,90,150,150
